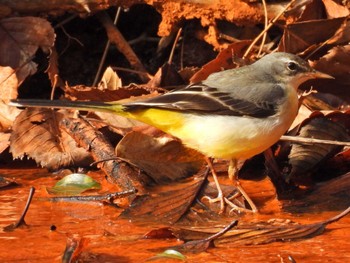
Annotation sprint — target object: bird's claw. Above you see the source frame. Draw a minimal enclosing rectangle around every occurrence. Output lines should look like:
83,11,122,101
201,194,225,214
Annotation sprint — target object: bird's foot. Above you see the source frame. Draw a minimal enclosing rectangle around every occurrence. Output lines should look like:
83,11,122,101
202,192,225,214
201,188,251,215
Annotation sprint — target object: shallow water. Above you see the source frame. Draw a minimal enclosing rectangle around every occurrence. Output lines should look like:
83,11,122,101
0,168,349,262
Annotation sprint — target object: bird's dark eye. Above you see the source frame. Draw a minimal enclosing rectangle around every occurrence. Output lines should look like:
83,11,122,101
287,61,298,71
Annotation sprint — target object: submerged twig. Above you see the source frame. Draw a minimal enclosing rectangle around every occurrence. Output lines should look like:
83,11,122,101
322,206,350,225
46,189,137,203
3,187,35,232
171,219,239,253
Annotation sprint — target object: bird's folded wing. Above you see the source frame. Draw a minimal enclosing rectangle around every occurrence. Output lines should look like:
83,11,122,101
124,83,285,118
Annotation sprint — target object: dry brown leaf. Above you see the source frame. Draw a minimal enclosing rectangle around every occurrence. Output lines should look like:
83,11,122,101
46,47,62,90
0,17,55,88
0,132,10,154
302,92,348,111
98,66,122,90
10,108,92,170
278,17,345,54
284,172,350,211
0,66,18,103
0,101,21,132
322,0,350,19
287,114,350,184
171,208,350,247
116,131,205,183
310,45,350,85
190,40,251,83
121,173,206,224
147,62,185,88
327,20,350,45
285,0,324,22
170,220,238,253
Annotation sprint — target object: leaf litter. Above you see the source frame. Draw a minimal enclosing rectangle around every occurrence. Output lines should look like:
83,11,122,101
0,1,350,258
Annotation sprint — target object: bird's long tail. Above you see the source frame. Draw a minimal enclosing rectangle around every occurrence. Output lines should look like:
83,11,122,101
9,99,125,114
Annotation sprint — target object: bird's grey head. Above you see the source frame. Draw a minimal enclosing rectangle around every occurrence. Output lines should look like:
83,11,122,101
255,52,328,87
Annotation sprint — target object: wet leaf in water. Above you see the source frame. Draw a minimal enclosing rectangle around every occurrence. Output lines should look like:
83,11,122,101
47,173,101,195
171,207,350,247
62,235,89,263
121,171,206,224
148,249,186,261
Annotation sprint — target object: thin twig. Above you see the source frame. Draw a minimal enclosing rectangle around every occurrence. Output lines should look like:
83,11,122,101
93,7,122,87
97,11,150,82
3,187,35,232
50,74,58,100
280,135,350,147
202,219,239,242
322,206,350,225
243,0,298,58
168,28,183,65
45,189,137,203
54,14,78,29
111,66,152,77
257,0,268,57
305,19,348,60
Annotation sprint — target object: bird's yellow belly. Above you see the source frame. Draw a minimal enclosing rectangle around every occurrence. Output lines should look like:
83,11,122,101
126,89,298,160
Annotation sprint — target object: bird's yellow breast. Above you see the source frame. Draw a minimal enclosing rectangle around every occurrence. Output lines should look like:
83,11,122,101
122,86,298,160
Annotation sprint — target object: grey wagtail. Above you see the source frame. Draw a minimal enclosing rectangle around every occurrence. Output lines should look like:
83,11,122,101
9,52,332,213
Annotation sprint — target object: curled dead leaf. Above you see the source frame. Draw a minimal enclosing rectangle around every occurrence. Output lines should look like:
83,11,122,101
286,113,350,184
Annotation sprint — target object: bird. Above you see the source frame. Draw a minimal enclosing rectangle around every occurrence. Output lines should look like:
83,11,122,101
9,52,332,213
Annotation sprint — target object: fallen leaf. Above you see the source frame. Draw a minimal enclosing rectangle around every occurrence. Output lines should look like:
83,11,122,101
121,172,206,224
0,16,55,88
10,108,93,170
284,172,350,211
322,0,350,19
0,175,18,190
0,133,10,154
116,131,205,183
286,113,350,184
310,45,350,86
278,17,345,54
148,249,186,261
62,235,89,263
170,220,238,253
47,173,101,195
46,47,63,89
0,66,18,103
98,66,122,90
190,40,251,83
147,62,185,88
171,207,350,246
0,100,21,131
